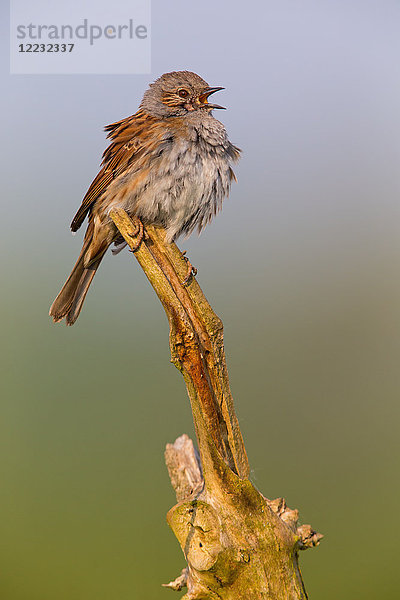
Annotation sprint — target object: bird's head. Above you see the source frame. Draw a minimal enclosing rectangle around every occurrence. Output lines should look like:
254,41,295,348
141,71,225,118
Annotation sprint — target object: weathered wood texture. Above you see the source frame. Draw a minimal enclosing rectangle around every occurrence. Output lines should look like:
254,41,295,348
110,209,322,600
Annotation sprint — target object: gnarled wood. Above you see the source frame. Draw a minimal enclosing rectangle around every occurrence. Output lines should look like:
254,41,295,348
109,209,322,599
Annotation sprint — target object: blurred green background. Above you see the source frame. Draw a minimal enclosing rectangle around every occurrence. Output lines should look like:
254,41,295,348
2,1,400,598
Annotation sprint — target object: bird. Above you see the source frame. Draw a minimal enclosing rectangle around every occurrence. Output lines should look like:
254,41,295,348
49,71,241,326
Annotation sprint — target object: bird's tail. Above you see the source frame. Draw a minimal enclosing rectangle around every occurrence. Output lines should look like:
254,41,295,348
49,237,107,326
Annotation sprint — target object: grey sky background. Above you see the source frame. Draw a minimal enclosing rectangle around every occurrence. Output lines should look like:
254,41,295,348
1,2,400,599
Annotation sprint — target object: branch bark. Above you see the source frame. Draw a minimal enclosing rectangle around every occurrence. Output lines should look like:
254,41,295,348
110,209,322,599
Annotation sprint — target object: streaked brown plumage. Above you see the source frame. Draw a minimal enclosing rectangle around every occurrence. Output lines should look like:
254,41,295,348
49,71,240,325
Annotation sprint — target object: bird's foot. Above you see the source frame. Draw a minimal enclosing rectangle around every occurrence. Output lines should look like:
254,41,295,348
182,251,198,286
128,217,144,252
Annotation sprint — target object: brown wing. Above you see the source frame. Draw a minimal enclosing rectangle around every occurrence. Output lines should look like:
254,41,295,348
70,109,157,232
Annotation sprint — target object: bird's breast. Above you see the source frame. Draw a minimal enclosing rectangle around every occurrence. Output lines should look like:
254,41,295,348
108,126,235,242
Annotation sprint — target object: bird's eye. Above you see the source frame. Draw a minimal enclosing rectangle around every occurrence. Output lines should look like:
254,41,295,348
178,88,189,99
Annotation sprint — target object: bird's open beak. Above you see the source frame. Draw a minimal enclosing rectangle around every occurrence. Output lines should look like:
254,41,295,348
198,86,226,110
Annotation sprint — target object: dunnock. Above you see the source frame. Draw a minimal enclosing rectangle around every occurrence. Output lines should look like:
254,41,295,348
49,71,240,325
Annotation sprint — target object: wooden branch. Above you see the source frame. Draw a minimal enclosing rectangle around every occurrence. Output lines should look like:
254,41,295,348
165,434,203,503
109,209,322,600
110,209,249,480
